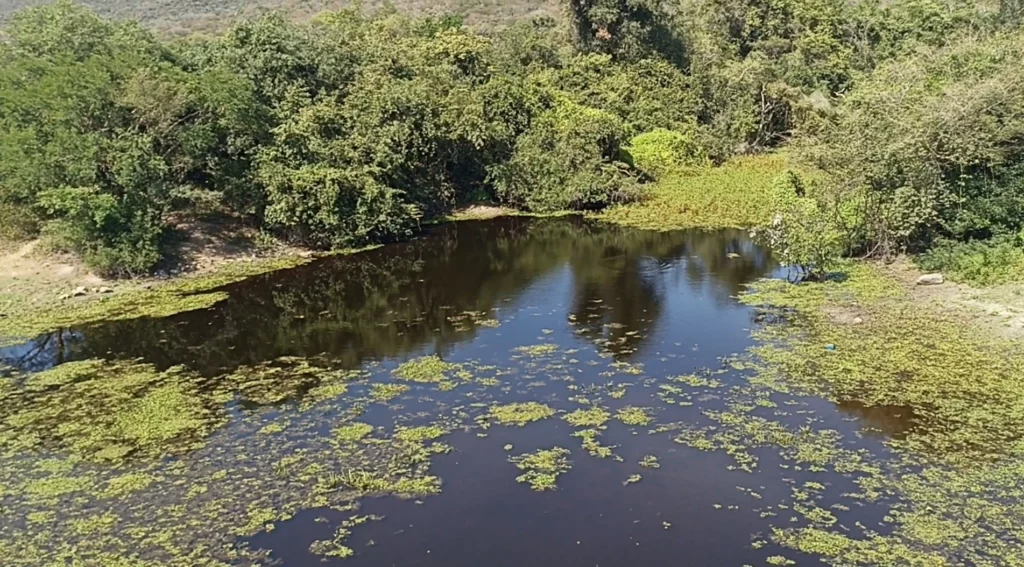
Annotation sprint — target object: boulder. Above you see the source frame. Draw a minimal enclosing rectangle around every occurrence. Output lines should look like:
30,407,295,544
916,273,944,286
71,286,88,297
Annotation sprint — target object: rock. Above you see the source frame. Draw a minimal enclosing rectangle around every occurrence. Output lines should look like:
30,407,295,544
71,286,88,297
852,317,864,325
98,286,114,294
298,250,314,259
916,273,945,286
726,253,741,259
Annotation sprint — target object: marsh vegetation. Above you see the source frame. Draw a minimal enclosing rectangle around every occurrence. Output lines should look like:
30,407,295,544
0,218,1021,566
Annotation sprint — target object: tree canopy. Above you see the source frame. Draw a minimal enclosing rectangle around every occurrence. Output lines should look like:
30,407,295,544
0,0,1021,274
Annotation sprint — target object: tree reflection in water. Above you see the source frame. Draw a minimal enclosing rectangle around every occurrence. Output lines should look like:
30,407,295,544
2,217,776,376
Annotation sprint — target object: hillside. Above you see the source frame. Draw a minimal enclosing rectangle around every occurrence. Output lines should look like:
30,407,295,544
0,0,559,33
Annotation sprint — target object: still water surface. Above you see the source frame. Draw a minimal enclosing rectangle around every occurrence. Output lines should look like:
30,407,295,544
1,218,898,566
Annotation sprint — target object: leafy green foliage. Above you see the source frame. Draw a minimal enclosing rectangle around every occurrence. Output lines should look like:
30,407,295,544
755,192,845,281
802,29,1024,256
1,0,1021,276
550,55,699,137
491,98,641,212
627,128,709,179
0,1,268,274
566,0,687,65
917,236,1024,286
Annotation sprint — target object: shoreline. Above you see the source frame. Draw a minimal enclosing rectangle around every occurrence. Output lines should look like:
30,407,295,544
4,202,1019,345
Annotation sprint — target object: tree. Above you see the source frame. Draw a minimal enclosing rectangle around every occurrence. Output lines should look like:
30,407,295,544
565,0,688,66
490,98,641,211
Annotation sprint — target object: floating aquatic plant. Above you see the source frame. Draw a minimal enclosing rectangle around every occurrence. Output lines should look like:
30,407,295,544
488,402,556,426
563,407,611,428
509,447,572,491
393,355,461,383
616,406,653,426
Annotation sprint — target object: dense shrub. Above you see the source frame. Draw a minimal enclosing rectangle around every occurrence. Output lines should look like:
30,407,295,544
490,99,640,212
1,0,1020,275
549,55,700,138
566,0,687,66
627,128,710,179
917,235,1024,286
0,202,39,242
754,192,845,281
801,30,1024,255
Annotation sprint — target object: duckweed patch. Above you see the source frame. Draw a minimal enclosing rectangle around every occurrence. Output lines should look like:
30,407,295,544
393,425,447,444
370,383,409,402
509,447,572,491
563,407,611,428
616,406,653,427
513,344,559,357
736,261,1024,565
393,356,462,383
224,357,366,407
639,455,659,469
8,219,1023,567
572,428,620,460
0,355,457,566
309,515,382,560
1,360,219,463
334,423,375,444
488,402,556,427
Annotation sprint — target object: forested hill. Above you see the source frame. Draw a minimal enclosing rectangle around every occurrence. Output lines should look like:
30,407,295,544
0,0,559,33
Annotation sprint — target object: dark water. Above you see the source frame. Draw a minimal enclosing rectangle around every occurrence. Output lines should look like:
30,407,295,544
5,218,771,376
1,218,896,566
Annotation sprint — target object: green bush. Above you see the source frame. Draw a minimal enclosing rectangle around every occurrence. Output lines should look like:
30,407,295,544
0,201,39,242
802,30,1024,256
260,164,421,248
0,0,1016,275
550,55,699,138
627,128,710,179
490,99,642,212
917,236,1024,286
754,176,846,280
35,186,166,276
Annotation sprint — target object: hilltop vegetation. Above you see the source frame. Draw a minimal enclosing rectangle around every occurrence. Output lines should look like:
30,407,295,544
1,0,1024,280
0,0,560,34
